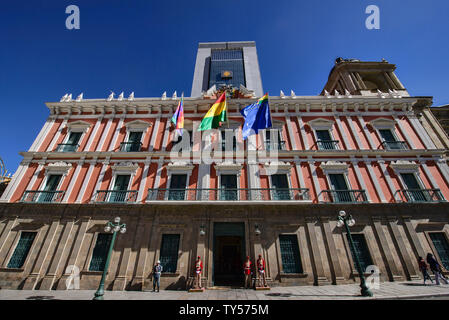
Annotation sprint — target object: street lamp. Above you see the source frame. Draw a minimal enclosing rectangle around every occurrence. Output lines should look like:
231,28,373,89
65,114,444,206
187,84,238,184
93,216,126,300
336,210,373,297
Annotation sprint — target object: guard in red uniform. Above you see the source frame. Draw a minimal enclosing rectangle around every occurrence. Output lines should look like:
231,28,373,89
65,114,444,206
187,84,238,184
256,254,267,287
243,256,252,288
194,256,203,289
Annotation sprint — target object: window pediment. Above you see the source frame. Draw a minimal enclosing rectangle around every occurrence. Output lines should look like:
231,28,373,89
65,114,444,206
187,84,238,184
45,161,72,176
167,161,194,173
369,118,396,129
307,118,334,130
125,120,152,130
320,161,349,172
390,160,419,172
66,120,91,132
262,161,291,175
214,162,243,175
111,162,139,174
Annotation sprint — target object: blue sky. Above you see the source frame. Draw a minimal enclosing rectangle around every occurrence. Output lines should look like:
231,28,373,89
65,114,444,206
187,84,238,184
1,0,448,173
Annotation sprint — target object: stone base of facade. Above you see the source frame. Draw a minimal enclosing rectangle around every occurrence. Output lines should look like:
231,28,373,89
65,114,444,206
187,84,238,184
0,202,447,291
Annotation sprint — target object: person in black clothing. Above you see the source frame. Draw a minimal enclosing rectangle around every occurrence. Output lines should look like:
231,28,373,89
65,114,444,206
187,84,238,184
418,256,433,285
426,253,448,285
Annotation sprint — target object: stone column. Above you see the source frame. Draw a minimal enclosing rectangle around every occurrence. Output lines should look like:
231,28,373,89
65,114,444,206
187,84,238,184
23,220,60,290
56,217,90,290
401,216,426,259
320,217,345,284
40,219,75,290
129,218,153,290
0,218,18,265
387,217,420,280
112,216,139,291
371,217,403,281
305,217,330,285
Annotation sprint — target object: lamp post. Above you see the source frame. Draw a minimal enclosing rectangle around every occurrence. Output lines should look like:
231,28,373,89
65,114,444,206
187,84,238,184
93,216,126,300
336,210,373,297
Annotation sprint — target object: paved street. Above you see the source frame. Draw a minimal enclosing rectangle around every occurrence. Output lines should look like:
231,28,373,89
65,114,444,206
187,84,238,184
1,280,449,300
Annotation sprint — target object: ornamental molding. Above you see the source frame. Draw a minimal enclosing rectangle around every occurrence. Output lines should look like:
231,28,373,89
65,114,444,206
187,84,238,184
306,118,334,129
167,161,194,172
111,161,139,173
368,117,396,129
214,162,243,174
66,120,92,132
320,161,349,172
389,160,420,172
262,161,292,175
45,161,72,176
124,120,152,130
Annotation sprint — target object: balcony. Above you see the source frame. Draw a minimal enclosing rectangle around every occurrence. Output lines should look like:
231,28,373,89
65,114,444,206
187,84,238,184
55,143,79,152
381,141,408,150
120,142,142,152
265,141,285,151
147,188,310,202
317,140,339,150
319,190,368,203
21,190,65,203
395,189,446,203
93,190,138,203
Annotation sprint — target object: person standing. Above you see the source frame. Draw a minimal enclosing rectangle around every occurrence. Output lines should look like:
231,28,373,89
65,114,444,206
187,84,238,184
152,260,163,292
194,256,203,289
418,256,433,285
243,256,252,289
427,253,448,285
256,254,267,287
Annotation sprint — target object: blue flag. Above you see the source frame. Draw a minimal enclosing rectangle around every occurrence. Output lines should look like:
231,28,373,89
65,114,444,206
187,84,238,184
240,94,272,140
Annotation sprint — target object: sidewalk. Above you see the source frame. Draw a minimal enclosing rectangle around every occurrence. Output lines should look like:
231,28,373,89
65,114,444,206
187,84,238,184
0,280,448,300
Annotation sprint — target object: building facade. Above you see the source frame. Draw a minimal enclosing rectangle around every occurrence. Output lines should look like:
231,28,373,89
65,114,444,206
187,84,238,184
0,42,449,291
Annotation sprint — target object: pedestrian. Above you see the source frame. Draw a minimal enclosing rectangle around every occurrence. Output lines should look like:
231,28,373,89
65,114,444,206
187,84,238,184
256,254,267,287
418,256,433,285
194,256,203,289
152,260,163,292
426,253,448,285
243,256,252,289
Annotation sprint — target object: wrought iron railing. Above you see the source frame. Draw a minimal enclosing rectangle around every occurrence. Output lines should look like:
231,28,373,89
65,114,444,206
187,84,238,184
395,189,445,203
319,190,368,203
381,141,408,150
120,142,142,152
93,190,138,203
21,190,65,203
55,143,79,152
265,141,286,151
147,188,310,201
317,140,339,150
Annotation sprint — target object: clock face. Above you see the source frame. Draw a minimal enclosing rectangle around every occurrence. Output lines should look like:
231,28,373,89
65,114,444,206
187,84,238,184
221,70,233,79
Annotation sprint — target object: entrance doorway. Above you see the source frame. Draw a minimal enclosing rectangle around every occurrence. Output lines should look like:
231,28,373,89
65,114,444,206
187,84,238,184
213,222,245,286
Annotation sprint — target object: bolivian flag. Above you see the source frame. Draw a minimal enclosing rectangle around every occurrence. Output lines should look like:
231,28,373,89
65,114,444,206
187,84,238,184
198,92,228,131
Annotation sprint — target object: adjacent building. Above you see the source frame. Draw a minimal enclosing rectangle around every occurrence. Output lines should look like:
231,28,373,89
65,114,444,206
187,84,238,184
0,42,448,291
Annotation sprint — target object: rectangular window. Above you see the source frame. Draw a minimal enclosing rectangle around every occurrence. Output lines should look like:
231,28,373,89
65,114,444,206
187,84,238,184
271,174,290,200
89,233,113,271
400,173,426,202
329,174,352,202
168,174,187,200
220,174,238,200
379,129,405,150
38,174,62,203
110,175,131,202
7,232,36,269
378,129,396,142
124,131,143,152
221,130,236,151
58,132,82,152
209,49,245,89
429,233,449,270
346,233,373,273
279,235,303,273
266,130,284,150
160,234,180,273
316,130,336,150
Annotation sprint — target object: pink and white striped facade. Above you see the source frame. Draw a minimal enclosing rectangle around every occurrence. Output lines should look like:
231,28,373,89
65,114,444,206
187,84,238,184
2,94,449,205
